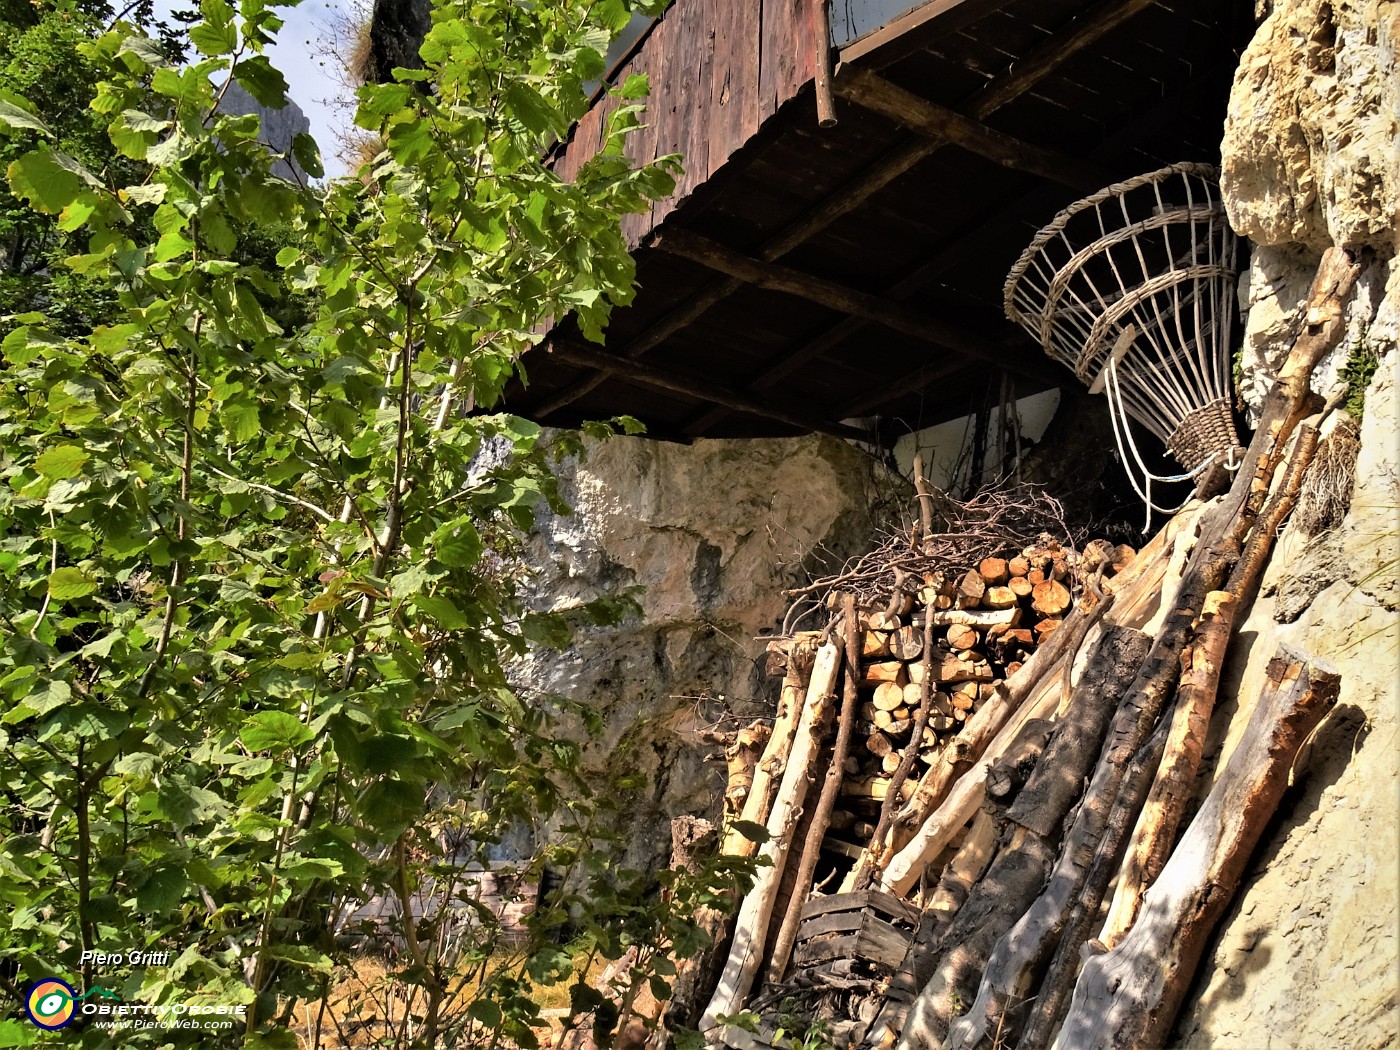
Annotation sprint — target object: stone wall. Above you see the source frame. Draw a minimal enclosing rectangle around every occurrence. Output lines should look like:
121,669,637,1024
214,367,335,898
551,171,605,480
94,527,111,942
1173,0,1400,1042
515,432,902,870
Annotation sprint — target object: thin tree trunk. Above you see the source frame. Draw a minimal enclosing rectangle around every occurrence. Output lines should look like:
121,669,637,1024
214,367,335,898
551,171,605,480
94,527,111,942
766,599,861,983
699,640,842,1037
723,641,817,856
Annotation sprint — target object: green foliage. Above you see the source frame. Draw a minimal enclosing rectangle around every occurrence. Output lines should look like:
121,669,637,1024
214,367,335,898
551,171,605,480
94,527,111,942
0,0,729,1046
1340,327,1378,420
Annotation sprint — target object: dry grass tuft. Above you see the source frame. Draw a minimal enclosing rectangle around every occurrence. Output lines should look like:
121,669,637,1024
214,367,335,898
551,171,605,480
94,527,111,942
1294,415,1361,536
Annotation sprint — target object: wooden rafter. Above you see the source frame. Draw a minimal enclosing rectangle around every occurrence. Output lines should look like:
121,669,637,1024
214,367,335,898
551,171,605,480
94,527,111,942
838,0,1005,68
653,228,1056,384
532,138,931,417
543,342,872,441
682,0,1166,436
834,68,1112,192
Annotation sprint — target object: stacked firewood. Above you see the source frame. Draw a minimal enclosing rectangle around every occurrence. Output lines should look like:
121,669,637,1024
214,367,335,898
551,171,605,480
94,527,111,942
829,538,1134,820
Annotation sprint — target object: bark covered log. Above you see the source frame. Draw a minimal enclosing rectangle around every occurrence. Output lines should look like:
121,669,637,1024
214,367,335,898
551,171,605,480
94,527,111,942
723,641,816,857
1050,648,1341,1050
1004,627,1154,838
699,640,841,1036
766,599,863,983
863,809,999,1050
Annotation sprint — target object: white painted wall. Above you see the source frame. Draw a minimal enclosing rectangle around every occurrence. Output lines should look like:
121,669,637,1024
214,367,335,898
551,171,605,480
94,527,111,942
886,387,1063,491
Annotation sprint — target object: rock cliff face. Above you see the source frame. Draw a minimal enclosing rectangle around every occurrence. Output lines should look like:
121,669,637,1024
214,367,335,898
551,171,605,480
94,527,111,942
1174,0,1400,1042
516,433,901,869
1220,0,1399,253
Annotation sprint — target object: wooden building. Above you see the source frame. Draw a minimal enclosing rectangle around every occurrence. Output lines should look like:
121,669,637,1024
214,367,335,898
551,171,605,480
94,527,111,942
493,0,1253,448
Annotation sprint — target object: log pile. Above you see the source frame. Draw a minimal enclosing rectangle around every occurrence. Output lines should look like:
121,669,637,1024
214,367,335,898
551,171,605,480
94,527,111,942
661,249,1362,1050
819,536,1130,865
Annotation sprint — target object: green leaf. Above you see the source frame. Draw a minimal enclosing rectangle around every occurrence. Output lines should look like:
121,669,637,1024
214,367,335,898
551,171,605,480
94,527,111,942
190,21,238,57
2,680,71,724
292,132,322,179
240,711,313,751
157,779,226,827
504,82,566,137
2,326,58,364
137,867,186,913
222,399,261,442
729,820,770,845
119,35,172,68
47,567,96,600
233,57,288,108
413,594,468,629
0,95,52,136
433,521,481,567
7,149,83,214
264,944,332,973
35,445,88,480
279,857,344,880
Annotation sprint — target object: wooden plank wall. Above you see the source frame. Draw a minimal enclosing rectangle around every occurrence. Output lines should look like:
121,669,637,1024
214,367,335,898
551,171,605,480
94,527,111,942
555,0,822,246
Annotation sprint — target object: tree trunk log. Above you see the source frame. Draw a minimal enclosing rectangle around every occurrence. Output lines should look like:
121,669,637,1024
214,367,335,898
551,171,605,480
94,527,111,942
946,247,1362,1050
1050,648,1340,1050
1004,626,1154,839
765,599,862,984
1100,423,1320,948
1098,591,1236,949
1019,709,1174,1049
882,587,1112,881
699,640,841,1037
862,810,999,1050
722,641,816,857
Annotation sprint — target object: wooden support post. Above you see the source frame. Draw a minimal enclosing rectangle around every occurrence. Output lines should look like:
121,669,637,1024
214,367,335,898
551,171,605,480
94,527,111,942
813,0,836,127
1052,648,1341,1050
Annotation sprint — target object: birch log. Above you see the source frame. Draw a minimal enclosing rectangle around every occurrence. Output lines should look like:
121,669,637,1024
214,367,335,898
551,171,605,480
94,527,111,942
766,601,862,983
1050,648,1340,1050
699,640,841,1038
722,640,816,857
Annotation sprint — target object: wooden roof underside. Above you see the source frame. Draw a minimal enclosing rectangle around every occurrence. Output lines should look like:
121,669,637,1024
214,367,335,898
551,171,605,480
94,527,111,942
501,0,1252,446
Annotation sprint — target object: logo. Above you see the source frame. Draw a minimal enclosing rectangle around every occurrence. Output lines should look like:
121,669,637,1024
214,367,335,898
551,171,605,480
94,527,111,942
25,978,77,1030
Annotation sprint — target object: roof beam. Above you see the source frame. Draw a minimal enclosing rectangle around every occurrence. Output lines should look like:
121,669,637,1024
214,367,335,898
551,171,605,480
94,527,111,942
834,67,1112,192
544,342,873,442
532,137,932,418
838,0,1005,68
653,227,1058,383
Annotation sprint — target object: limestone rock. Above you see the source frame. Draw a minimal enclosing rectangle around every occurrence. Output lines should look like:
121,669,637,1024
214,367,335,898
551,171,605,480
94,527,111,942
514,432,900,869
1220,0,1400,252
219,81,312,182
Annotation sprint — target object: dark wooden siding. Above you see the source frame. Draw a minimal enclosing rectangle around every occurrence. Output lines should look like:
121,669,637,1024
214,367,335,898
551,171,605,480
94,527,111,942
553,0,822,246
